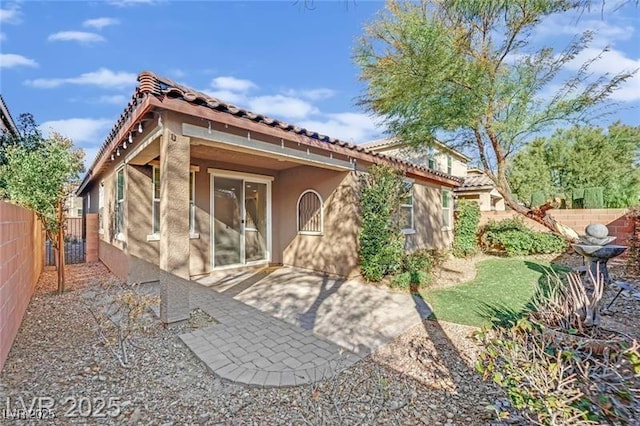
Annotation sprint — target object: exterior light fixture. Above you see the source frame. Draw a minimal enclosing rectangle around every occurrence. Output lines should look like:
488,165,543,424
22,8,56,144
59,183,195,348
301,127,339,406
129,132,133,143
116,148,121,157
138,122,143,133
123,141,127,150
111,154,115,161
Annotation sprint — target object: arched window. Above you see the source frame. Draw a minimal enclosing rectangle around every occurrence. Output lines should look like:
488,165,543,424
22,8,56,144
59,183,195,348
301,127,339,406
297,190,323,235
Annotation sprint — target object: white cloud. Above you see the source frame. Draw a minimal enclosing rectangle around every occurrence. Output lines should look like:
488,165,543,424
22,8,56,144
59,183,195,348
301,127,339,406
203,89,247,106
48,31,105,44
82,17,119,30
0,6,21,24
26,68,137,89
299,113,384,144
1,53,38,68
283,88,336,101
211,76,257,92
96,94,129,105
40,118,112,145
565,47,640,102
248,95,318,119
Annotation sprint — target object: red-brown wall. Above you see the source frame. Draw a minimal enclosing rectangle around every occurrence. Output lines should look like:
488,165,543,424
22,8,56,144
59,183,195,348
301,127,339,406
0,202,44,370
480,209,631,243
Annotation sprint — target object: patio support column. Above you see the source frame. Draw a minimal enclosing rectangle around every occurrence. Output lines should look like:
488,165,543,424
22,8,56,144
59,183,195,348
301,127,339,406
159,126,191,323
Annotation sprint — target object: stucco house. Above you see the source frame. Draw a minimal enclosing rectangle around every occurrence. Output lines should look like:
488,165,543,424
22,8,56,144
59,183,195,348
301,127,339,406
78,72,462,321
362,137,505,211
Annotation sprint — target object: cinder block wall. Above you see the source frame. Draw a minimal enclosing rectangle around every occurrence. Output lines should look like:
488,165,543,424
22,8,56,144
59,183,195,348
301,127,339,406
0,201,44,370
480,209,631,243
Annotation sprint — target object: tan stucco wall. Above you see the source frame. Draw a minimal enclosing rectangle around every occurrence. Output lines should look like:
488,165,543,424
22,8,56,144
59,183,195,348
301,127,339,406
405,182,453,252
99,239,129,280
377,146,467,177
276,167,360,277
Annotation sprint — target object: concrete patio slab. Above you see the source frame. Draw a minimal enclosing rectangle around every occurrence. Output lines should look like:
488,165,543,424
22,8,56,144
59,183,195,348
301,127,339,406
194,267,431,355
175,276,361,387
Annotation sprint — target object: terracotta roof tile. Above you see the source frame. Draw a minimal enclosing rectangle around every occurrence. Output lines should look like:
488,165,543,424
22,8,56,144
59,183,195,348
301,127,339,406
80,71,463,192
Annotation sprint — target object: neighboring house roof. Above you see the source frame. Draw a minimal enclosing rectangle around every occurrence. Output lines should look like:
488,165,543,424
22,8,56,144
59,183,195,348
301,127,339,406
457,173,495,191
361,136,472,163
0,95,19,137
79,71,463,193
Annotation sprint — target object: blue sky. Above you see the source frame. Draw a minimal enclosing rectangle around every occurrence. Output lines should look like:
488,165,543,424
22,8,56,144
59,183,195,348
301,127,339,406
1,0,639,168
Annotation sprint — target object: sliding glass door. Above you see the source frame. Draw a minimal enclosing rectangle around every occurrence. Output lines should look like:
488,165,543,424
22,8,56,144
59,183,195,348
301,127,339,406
212,172,271,268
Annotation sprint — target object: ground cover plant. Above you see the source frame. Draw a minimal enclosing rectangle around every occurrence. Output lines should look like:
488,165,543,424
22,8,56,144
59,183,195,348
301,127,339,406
480,217,567,256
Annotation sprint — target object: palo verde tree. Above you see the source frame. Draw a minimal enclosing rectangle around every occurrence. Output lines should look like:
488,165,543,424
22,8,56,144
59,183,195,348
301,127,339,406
0,131,84,293
355,0,637,240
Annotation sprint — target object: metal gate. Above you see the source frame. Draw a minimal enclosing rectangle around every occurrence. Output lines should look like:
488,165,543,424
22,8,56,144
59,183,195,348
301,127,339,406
45,217,85,265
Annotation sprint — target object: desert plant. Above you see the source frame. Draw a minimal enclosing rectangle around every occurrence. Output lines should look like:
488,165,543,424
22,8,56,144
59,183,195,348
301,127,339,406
452,200,480,258
583,187,604,209
85,281,159,368
358,165,406,282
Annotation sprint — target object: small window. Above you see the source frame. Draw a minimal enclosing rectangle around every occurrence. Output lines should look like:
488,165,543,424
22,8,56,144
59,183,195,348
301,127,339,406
442,189,452,229
77,208,82,217
115,167,125,236
189,171,196,233
447,155,452,175
152,166,160,234
98,182,104,233
400,181,414,233
428,146,435,170
152,167,196,234
297,190,323,235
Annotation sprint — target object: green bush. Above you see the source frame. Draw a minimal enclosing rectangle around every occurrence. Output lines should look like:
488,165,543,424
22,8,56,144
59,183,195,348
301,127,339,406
452,200,480,258
358,164,406,282
572,188,585,208
480,217,567,256
390,271,411,289
390,250,436,289
583,187,604,209
529,191,546,208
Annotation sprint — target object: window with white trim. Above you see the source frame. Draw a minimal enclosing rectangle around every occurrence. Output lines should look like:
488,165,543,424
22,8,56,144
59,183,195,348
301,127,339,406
189,171,196,233
115,167,125,236
98,182,104,233
297,190,323,235
442,189,452,229
152,166,160,234
399,180,414,233
152,167,196,234
447,155,452,175
428,146,435,170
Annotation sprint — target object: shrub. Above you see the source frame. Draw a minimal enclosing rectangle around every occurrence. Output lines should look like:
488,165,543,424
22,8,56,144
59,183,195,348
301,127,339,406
358,165,406,282
452,200,480,258
529,191,546,208
572,188,585,208
583,187,604,209
480,217,567,256
626,207,640,276
390,271,411,289
476,271,640,424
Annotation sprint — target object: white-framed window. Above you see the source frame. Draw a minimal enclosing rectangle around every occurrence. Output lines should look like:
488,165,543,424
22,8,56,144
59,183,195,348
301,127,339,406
442,189,452,229
152,166,160,234
428,146,435,170
447,155,452,175
189,170,196,234
98,182,104,233
297,189,323,235
400,180,414,233
87,193,91,211
151,167,196,235
115,167,125,237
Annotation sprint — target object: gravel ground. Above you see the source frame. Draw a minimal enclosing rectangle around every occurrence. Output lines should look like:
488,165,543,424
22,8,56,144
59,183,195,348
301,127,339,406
0,263,508,425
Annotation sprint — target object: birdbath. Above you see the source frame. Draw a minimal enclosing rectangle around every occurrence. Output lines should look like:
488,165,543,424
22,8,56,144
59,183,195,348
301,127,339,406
571,224,627,284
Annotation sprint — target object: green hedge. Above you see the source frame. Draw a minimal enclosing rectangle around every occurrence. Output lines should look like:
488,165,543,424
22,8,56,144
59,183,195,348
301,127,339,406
584,187,604,209
452,200,480,258
480,217,567,256
530,191,547,208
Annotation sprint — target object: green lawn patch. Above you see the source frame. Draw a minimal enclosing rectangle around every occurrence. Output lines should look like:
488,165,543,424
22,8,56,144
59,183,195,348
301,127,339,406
423,258,565,327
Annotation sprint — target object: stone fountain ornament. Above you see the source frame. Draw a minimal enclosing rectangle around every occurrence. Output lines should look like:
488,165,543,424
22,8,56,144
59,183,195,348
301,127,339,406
571,224,627,284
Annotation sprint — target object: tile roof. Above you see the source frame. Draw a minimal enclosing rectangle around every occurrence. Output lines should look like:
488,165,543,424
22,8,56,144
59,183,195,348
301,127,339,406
458,173,495,190
0,94,18,137
80,71,463,192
